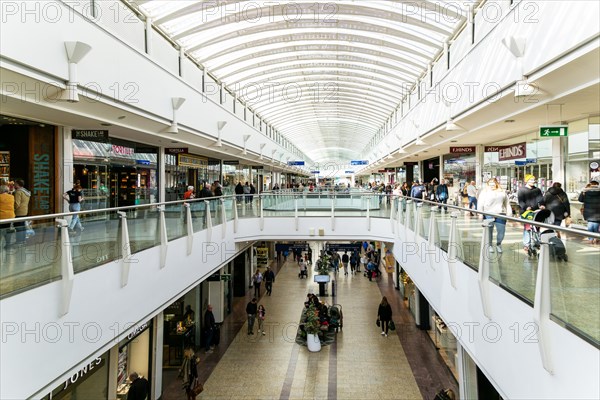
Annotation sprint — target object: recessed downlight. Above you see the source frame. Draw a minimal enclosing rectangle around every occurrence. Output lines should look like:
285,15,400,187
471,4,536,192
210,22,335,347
504,119,515,123
451,140,458,143
117,116,126,120
100,123,112,126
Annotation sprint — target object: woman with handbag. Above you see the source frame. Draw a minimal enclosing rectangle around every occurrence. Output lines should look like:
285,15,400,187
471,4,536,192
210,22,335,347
179,348,202,399
377,296,393,337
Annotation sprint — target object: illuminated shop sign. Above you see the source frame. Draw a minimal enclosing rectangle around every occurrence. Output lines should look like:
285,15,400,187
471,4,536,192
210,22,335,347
111,145,134,156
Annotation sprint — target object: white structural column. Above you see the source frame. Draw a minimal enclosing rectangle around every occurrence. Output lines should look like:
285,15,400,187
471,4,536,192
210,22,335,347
551,137,566,185
61,126,74,212
475,144,484,187
158,147,166,204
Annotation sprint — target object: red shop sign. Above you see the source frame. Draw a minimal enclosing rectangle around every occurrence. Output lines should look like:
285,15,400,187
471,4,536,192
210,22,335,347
498,142,526,161
450,146,475,154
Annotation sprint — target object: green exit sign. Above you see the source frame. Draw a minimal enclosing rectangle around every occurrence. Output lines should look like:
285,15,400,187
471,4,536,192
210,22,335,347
540,125,568,137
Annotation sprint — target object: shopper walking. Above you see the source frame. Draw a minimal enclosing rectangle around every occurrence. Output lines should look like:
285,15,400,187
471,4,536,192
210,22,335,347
544,182,571,233
477,178,509,253
518,175,545,252
246,298,258,335
466,181,478,216
252,269,263,297
12,179,30,245
436,179,449,211
377,296,393,337
179,348,199,400
341,251,349,275
264,266,275,296
257,304,266,335
578,181,600,243
235,182,244,204
64,184,84,233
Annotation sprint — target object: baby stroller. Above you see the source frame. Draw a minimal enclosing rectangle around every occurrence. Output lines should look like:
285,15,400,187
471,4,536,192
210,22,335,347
328,304,343,332
299,267,308,279
523,209,567,261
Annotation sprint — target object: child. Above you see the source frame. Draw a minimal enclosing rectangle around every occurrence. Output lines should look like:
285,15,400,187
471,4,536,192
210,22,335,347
257,305,266,335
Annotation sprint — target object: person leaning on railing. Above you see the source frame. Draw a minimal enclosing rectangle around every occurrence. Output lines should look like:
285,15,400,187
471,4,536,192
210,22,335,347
0,185,15,247
578,180,600,244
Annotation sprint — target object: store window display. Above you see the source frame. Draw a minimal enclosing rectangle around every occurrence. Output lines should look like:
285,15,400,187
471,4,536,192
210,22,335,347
116,324,152,399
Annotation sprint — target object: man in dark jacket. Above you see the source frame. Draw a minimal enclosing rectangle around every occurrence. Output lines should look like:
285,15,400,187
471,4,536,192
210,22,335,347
264,266,275,295
518,175,545,252
246,298,258,335
436,179,449,211
578,181,600,243
199,183,213,198
543,182,570,227
127,372,149,400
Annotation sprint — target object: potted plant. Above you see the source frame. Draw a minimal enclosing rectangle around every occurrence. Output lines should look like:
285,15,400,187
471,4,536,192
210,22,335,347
316,253,331,276
303,302,322,352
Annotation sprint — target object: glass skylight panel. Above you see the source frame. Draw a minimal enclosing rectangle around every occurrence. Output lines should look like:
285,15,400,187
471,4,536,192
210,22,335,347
134,0,476,161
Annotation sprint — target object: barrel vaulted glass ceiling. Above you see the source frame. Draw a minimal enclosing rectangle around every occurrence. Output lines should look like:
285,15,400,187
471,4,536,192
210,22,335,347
132,0,479,163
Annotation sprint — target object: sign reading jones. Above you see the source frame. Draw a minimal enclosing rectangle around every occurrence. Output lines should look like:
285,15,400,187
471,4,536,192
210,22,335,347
498,142,526,161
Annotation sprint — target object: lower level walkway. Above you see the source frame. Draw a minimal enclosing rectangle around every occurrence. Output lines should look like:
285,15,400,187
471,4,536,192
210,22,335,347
163,256,456,400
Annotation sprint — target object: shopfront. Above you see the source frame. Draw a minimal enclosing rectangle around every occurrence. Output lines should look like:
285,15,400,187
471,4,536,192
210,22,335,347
483,139,552,195
222,162,254,194
443,148,476,203
41,352,109,400
115,321,153,399
164,149,219,200
0,115,59,215
71,134,158,209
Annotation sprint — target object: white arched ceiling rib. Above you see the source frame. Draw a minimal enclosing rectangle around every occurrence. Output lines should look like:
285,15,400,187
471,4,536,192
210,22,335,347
215,51,422,82
164,2,456,41
135,0,477,162
196,36,431,69
232,67,412,93
238,75,404,102
185,26,438,59
206,42,427,73
242,83,402,111
268,109,385,129
249,87,399,112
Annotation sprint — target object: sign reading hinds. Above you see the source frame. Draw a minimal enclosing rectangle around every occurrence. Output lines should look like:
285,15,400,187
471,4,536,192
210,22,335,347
450,146,475,154
498,142,526,161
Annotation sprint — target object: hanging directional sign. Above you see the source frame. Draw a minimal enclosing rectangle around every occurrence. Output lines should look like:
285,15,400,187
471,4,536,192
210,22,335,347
287,161,305,166
310,171,320,174
540,125,568,137
350,160,369,166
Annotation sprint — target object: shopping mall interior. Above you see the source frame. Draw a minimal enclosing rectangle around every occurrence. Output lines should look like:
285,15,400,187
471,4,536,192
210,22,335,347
0,1,599,399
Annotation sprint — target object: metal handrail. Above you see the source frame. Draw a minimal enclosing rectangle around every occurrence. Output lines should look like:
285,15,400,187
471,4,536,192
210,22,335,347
2,192,599,239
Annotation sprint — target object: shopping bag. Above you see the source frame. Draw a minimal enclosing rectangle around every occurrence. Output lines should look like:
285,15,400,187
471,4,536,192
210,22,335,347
389,320,396,331
376,319,380,327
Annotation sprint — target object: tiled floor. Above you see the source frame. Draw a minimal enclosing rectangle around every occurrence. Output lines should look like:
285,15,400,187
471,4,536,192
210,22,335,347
162,257,456,400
